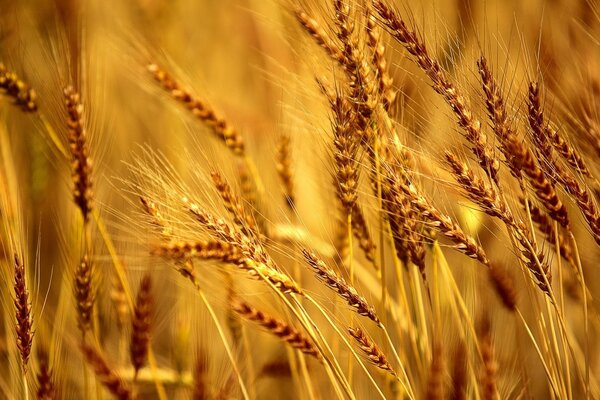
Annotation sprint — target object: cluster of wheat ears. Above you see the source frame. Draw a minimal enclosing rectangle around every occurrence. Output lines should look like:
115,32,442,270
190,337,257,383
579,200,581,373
1,0,600,398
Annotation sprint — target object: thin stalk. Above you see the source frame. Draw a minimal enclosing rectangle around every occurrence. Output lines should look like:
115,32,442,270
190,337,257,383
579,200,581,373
197,289,250,400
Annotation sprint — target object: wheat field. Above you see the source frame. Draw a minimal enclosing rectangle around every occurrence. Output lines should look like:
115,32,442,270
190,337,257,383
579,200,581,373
1,0,600,398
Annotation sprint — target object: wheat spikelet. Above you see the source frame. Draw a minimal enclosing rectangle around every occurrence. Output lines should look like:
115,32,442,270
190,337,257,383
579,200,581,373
232,299,321,361
348,327,396,377
130,274,154,377
302,250,380,324
74,254,95,333
81,343,134,400
0,63,37,111
147,64,245,155
64,86,93,222
373,0,499,181
14,254,33,372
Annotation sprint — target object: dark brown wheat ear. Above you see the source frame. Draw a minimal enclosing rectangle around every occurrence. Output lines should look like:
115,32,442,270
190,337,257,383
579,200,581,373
130,273,154,378
64,86,94,222
14,254,33,372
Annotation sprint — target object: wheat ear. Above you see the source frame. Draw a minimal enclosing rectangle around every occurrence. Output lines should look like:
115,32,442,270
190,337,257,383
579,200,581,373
0,63,37,111
14,254,33,372
130,274,154,378
232,299,322,361
147,64,245,155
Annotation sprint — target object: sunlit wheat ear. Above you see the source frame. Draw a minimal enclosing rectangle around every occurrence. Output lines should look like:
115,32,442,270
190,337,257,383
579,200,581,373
231,299,322,361
373,0,499,182
0,63,37,112
130,274,154,378
152,239,243,263
14,254,33,372
331,94,377,263
302,249,380,325
36,346,57,400
74,254,95,333
147,64,245,156
382,162,489,265
188,204,302,294
81,343,135,400
64,86,94,222
293,8,346,66
365,8,395,111
210,171,258,236
477,56,521,181
348,327,396,377
332,94,360,212
139,197,172,236
444,151,551,295
275,133,295,210
334,0,377,136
